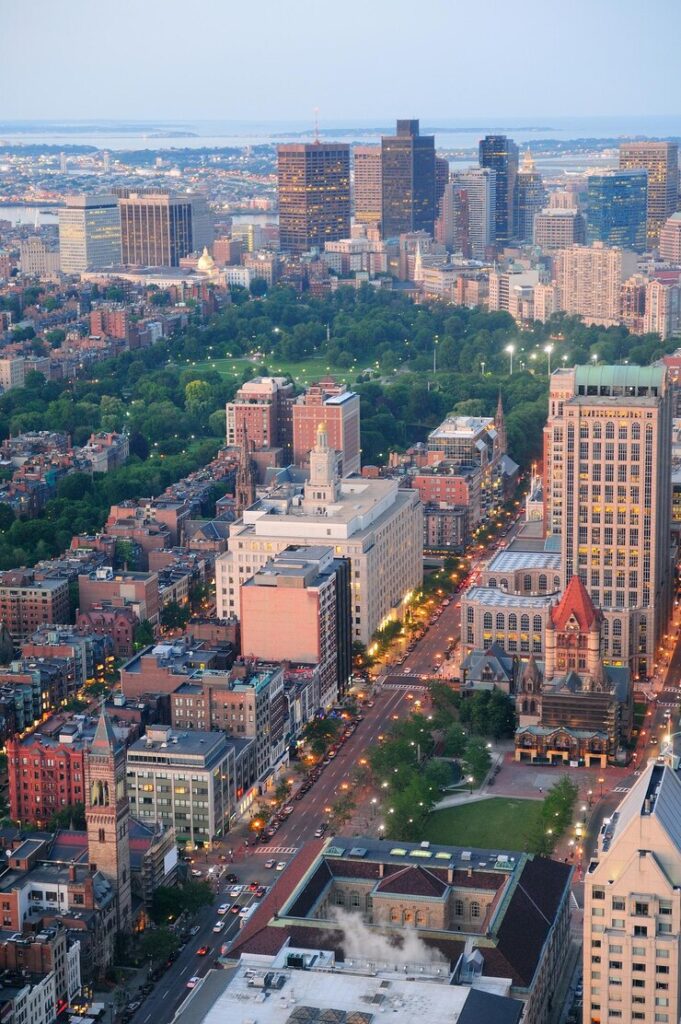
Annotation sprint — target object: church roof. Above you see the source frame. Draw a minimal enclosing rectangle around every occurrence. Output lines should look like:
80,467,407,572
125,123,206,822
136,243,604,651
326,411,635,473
91,710,118,753
550,575,600,631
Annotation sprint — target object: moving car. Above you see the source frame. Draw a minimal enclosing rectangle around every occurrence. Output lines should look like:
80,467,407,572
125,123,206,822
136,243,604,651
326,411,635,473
276,861,287,871
186,977,200,989
213,919,226,933
314,822,328,838
196,945,210,956
217,903,230,915
264,858,276,869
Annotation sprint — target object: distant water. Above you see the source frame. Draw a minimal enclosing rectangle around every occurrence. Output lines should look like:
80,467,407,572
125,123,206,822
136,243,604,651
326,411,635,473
1,116,681,151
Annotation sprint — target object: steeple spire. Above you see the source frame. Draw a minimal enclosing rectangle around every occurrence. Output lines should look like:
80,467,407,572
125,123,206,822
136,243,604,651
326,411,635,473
92,708,118,752
235,424,256,515
495,391,507,455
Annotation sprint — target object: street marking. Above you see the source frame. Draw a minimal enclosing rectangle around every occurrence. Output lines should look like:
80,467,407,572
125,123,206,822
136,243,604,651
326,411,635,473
383,683,428,692
252,845,298,855
611,786,631,793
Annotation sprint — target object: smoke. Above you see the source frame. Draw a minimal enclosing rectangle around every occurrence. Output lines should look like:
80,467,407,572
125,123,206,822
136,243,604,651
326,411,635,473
329,908,448,967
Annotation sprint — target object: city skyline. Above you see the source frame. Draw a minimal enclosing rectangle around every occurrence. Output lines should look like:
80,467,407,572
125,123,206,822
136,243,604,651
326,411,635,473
3,0,681,122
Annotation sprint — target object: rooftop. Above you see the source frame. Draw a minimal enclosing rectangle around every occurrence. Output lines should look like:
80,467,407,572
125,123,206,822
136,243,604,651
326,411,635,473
486,550,562,572
573,364,665,392
428,416,495,442
463,587,552,610
127,725,232,764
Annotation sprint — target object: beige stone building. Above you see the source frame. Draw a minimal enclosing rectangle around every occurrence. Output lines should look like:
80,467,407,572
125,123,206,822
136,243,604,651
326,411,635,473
215,426,422,644
659,212,681,263
620,141,679,247
583,762,681,1024
553,243,638,327
544,364,673,679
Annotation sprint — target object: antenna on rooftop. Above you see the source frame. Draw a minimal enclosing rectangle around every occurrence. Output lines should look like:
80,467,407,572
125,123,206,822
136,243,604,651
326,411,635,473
313,107,320,144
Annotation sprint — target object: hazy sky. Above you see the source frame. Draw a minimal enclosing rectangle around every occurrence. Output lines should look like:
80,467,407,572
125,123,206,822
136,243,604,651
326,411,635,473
2,0,681,122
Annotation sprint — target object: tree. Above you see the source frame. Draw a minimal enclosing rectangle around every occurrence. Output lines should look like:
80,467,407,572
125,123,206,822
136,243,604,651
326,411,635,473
463,738,492,784
329,793,356,832
57,473,94,501
441,724,467,758
249,278,268,297
151,881,213,924
134,620,155,650
0,504,14,532
273,778,292,807
138,927,180,963
48,802,86,831
160,601,190,630
302,718,341,757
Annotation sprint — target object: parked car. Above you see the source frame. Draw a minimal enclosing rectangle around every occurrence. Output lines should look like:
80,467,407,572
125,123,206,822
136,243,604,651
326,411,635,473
264,859,276,869
213,919,226,932
276,861,287,871
217,903,230,915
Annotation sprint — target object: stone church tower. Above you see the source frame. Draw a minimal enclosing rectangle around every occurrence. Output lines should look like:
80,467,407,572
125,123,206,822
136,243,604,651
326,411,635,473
85,711,132,933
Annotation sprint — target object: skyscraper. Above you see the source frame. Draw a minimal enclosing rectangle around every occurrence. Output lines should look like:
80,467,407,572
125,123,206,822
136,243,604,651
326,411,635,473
583,762,681,1024
380,120,436,238
514,151,545,243
620,141,679,247
586,168,648,252
277,142,351,254
58,194,121,273
552,243,637,326
435,155,450,208
450,169,496,259
544,363,672,678
435,182,470,255
353,145,382,225
479,135,519,245
119,192,195,266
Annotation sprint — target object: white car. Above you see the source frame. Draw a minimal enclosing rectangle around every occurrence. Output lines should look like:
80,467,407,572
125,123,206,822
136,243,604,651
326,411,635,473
213,919,226,932
186,976,200,989
217,903,230,915
276,861,287,871
190,869,203,877
228,885,243,898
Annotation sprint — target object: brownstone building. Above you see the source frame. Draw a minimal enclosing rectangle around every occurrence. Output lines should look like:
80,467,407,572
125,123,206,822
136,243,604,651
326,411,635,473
0,570,70,641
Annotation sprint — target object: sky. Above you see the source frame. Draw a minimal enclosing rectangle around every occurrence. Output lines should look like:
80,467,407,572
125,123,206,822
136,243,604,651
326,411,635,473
2,0,681,123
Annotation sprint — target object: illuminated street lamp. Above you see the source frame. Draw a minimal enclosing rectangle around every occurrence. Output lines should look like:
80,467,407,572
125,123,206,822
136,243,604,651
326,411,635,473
467,775,474,794
544,343,554,376
505,344,515,375
598,776,605,799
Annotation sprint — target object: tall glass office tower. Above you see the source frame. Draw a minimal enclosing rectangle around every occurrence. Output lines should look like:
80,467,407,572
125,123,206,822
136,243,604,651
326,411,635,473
586,169,648,252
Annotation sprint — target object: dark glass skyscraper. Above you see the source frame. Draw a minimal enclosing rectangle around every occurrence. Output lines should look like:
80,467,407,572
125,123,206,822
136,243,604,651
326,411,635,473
479,134,519,245
514,151,545,244
381,119,436,238
277,142,351,254
586,169,648,252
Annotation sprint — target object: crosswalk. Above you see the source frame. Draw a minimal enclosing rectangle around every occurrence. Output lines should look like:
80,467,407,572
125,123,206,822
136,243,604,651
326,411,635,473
611,786,631,794
383,682,428,692
252,845,298,855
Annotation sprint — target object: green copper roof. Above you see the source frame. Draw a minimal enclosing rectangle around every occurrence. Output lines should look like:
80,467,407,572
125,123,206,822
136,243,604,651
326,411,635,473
574,365,664,388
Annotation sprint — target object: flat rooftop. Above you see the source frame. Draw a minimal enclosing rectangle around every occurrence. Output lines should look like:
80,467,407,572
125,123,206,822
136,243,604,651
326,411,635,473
428,416,494,441
127,727,229,761
487,550,562,572
462,587,553,609
182,959,517,1024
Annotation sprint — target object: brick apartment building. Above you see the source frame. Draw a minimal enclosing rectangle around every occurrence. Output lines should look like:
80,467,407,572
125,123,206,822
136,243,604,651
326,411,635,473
0,571,70,641
78,567,160,625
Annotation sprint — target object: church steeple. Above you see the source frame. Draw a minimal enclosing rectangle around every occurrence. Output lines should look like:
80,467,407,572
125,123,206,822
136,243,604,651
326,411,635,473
495,391,507,455
85,709,132,933
235,424,256,515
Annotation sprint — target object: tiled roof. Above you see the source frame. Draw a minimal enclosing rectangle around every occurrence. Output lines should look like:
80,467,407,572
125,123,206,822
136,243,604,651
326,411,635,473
495,857,572,987
374,865,448,898
550,575,599,631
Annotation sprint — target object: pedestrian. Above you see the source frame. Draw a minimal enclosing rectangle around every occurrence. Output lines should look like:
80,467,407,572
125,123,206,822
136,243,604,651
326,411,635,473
538,786,543,794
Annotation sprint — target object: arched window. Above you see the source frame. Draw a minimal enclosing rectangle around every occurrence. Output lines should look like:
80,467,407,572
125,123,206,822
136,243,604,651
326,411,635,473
483,613,493,630
508,614,517,630
496,612,505,630
488,578,497,589
613,618,622,637
471,902,481,918
402,910,413,925
632,422,640,440
415,910,427,926
350,891,361,908
454,899,464,916
605,421,615,439
553,575,560,591
334,890,345,906
522,699,528,713
500,578,509,590
524,574,532,592
593,422,602,439
533,615,542,632
390,908,399,922
530,699,536,714
538,574,547,593
521,615,530,631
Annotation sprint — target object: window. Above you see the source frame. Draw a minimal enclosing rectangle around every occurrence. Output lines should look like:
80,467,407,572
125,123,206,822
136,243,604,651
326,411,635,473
612,899,625,911
609,961,622,970
471,902,480,918
635,901,649,916
592,888,605,900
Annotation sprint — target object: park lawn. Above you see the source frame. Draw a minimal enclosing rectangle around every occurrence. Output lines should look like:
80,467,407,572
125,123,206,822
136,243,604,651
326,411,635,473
191,355,355,383
424,797,543,851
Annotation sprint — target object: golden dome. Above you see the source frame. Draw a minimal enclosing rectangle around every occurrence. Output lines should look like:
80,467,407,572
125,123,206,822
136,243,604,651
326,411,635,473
197,246,216,273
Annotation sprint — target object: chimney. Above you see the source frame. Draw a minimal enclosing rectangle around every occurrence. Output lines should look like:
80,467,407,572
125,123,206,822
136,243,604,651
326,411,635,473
68,862,76,883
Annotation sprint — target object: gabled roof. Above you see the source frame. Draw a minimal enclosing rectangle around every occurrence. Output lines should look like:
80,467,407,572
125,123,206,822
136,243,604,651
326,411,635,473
457,988,523,1024
374,865,448,898
550,575,600,631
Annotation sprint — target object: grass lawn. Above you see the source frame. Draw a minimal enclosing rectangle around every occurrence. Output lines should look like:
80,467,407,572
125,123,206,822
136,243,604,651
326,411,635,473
189,355,355,383
424,797,543,851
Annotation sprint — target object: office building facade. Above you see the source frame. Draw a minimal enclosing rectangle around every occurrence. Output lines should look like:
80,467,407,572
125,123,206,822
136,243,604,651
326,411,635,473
553,243,638,327
544,364,673,678
534,208,586,251
620,141,679,247
277,143,351,254
225,376,295,453
353,145,382,225
586,169,648,252
583,763,681,1024
514,151,545,244
450,169,496,260
58,195,121,273
119,193,197,267
659,212,681,263
292,379,360,476
479,134,519,245
381,120,436,238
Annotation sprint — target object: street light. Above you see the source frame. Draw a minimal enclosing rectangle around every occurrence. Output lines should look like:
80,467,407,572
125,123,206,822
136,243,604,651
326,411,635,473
505,343,515,375
544,343,554,377
480,361,486,376
467,774,474,794
598,776,605,799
